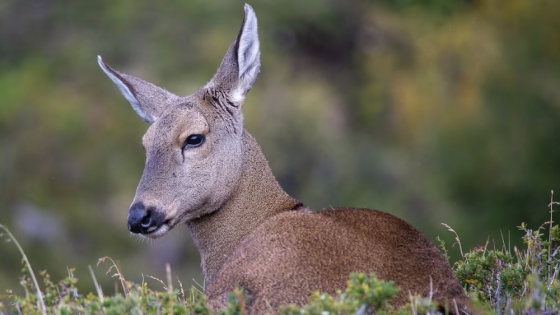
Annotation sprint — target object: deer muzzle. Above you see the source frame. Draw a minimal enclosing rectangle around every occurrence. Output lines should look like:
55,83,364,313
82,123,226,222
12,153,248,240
127,202,168,236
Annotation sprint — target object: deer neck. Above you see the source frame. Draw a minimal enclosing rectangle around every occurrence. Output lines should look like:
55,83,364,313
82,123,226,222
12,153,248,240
186,130,300,282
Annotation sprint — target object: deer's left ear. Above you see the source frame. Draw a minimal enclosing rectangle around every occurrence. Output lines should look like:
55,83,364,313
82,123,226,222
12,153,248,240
98,56,180,124
206,4,260,106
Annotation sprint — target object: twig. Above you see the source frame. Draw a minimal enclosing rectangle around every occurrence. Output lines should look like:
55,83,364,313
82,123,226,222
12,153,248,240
192,277,205,293
166,263,173,315
166,263,173,293
549,190,555,283
145,274,168,291
177,276,186,304
89,265,104,302
441,223,464,258
97,256,129,295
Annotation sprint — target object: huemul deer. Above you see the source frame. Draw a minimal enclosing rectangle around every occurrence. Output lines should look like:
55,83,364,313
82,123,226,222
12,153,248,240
98,4,468,314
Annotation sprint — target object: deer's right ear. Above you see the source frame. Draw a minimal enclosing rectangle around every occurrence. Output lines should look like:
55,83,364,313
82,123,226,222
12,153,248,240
98,56,179,124
205,4,260,107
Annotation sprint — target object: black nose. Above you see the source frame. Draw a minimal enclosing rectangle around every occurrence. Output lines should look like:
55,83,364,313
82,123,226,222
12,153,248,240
128,203,164,234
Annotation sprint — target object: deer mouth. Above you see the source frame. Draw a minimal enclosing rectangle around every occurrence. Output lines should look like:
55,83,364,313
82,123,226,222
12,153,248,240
140,219,171,239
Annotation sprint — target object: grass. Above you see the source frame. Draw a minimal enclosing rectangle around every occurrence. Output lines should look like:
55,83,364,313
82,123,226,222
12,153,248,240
0,224,46,315
1,193,559,315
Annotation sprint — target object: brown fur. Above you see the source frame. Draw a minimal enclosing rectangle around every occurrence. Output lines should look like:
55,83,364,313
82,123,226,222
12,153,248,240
197,132,467,313
207,209,465,313
98,4,470,314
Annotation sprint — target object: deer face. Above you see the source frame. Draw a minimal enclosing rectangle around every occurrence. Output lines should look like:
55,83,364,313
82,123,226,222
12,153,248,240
98,4,260,238
130,99,244,238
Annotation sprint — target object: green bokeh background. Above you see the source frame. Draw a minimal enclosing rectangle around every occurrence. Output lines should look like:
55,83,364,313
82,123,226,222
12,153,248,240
1,0,559,298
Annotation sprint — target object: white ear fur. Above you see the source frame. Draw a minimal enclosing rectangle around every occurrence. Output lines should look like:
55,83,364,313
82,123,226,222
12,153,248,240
238,4,260,79
98,56,156,123
231,4,261,103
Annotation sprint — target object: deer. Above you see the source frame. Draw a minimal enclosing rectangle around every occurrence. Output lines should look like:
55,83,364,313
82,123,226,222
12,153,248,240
98,4,470,314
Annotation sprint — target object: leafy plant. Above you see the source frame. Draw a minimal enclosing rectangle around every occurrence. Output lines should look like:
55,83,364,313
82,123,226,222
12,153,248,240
449,191,560,314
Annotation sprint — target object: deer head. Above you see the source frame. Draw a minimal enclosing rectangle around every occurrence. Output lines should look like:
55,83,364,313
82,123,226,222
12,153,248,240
98,4,261,239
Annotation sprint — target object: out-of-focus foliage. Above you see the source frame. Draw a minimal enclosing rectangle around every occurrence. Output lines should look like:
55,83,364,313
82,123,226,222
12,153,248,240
1,0,559,301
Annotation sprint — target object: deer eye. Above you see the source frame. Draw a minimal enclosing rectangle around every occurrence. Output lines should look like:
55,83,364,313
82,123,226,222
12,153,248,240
183,134,205,149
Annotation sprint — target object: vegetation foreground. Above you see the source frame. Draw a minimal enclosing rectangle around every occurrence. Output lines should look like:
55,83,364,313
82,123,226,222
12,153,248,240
1,199,559,315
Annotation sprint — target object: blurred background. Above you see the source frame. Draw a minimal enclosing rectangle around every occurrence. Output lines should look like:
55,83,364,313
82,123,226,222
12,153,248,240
1,0,559,299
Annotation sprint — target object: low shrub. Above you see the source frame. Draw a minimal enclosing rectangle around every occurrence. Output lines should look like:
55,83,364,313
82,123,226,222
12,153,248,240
1,193,559,315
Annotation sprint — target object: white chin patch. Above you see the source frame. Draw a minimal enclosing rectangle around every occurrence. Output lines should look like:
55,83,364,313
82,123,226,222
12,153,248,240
142,224,170,239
